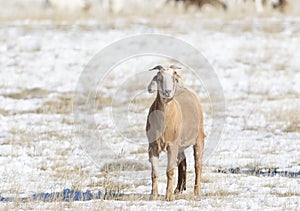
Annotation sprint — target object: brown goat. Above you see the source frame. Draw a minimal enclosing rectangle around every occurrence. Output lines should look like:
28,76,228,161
168,0,227,10
146,65,204,201
185,0,227,10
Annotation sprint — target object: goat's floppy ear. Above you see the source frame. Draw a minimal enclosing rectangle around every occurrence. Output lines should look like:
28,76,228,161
174,71,184,88
148,76,157,93
169,65,182,69
149,65,164,71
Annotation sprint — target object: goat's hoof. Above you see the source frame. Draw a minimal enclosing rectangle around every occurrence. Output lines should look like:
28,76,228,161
150,194,158,200
165,194,174,201
174,186,186,194
174,188,181,194
194,189,200,197
174,188,184,195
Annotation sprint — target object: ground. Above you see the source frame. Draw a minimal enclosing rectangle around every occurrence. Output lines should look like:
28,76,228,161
0,2,300,210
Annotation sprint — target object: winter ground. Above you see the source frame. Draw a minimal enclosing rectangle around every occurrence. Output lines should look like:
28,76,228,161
0,3,300,210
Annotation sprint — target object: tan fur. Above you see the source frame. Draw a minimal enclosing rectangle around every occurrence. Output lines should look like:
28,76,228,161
146,69,204,201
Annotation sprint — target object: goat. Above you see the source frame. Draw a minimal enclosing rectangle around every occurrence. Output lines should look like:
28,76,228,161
146,65,204,201
167,0,227,10
270,0,287,11
250,0,288,12
169,0,288,12
229,0,288,12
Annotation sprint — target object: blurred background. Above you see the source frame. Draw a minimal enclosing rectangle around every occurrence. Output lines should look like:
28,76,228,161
0,0,300,21
0,0,300,210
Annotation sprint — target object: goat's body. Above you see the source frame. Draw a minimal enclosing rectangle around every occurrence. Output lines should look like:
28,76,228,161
147,94,182,154
146,86,204,200
147,87,203,152
175,88,203,149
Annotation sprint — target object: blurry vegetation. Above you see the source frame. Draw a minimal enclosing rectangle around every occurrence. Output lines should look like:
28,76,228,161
0,0,299,22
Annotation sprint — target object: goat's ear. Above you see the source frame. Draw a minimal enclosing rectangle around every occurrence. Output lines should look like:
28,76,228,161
169,65,181,69
148,76,157,93
149,65,164,71
174,71,184,88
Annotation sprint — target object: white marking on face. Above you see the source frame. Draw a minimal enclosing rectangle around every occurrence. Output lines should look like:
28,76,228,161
159,68,176,99
164,68,174,75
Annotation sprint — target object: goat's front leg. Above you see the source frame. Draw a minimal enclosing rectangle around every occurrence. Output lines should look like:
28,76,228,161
150,156,159,200
166,145,178,201
149,143,159,200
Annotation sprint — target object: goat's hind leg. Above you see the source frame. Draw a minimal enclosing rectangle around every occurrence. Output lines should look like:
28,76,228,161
174,151,186,194
193,134,204,196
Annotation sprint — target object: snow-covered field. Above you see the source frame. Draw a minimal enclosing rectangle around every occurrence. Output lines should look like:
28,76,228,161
0,2,300,210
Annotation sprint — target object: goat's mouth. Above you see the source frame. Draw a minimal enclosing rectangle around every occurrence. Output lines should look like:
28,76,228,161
159,92,173,99
159,93,174,104
162,94,173,99
161,89,174,98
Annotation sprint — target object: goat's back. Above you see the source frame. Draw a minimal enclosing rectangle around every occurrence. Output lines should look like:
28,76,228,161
174,87,203,149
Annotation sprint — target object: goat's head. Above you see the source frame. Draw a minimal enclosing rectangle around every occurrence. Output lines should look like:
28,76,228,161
148,65,183,102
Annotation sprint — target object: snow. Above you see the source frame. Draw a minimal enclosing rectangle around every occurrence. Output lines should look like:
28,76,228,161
1,2,300,210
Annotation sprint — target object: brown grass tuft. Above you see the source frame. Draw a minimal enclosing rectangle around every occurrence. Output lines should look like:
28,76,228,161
101,160,148,172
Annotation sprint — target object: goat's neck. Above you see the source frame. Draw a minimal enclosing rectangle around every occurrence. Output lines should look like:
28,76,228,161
155,93,174,111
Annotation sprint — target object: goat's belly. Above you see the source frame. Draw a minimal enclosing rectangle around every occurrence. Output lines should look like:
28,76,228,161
179,126,199,148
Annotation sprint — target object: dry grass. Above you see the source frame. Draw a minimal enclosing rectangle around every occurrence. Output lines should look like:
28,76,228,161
130,147,148,155
3,88,50,99
0,108,9,115
235,41,290,70
201,176,212,184
281,108,300,132
95,94,113,109
203,190,240,197
270,190,300,197
242,103,300,133
100,160,148,172
36,94,73,114
263,183,277,189
265,106,300,133
9,127,72,146
1,88,74,115
0,1,94,22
